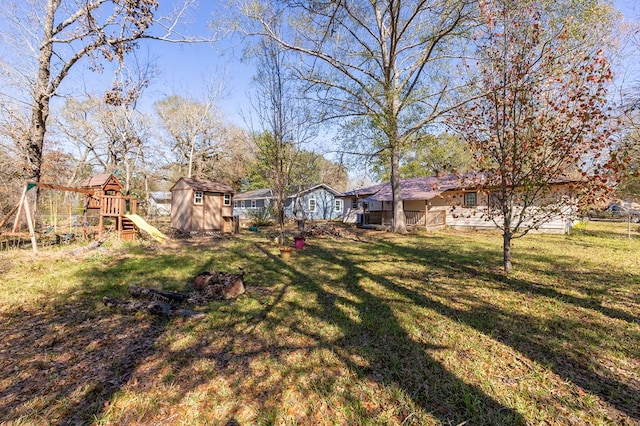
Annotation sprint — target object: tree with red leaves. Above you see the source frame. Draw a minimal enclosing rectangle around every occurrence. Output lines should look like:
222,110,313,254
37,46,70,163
451,0,622,272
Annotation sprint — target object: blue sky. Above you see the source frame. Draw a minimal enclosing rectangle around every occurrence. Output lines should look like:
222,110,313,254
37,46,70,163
137,0,640,128
136,1,254,127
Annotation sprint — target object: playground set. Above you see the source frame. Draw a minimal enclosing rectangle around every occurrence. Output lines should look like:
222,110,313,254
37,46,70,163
0,174,166,252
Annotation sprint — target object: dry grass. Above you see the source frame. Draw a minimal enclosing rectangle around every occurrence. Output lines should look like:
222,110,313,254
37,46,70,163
0,221,638,425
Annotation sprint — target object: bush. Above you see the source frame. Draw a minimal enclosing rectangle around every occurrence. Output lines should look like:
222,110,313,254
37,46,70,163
247,207,274,227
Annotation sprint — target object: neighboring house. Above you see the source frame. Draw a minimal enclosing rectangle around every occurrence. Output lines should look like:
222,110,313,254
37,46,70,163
234,183,343,221
170,177,235,233
285,184,343,221
339,173,578,234
148,191,171,216
233,188,273,220
339,182,388,224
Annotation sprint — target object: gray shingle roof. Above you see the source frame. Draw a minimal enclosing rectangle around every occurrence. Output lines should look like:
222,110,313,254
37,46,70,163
234,188,273,201
362,173,488,202
172,177,234,193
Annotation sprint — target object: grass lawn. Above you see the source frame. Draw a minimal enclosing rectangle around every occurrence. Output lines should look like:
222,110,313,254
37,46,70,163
0,220,638,425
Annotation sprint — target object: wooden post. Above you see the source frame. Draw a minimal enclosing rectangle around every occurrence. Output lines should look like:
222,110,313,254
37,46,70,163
12,185,28,233
98,214,104,239
22,191,38,252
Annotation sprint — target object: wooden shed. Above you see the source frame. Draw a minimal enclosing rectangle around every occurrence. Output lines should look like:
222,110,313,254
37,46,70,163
170,177,235,233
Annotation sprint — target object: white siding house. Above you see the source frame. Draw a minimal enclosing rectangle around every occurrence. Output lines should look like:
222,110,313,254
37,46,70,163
339,174,578,234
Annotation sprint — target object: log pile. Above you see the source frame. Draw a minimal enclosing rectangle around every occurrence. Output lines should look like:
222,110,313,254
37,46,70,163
103,268,246,318
189,269,245,304
304,223,360,240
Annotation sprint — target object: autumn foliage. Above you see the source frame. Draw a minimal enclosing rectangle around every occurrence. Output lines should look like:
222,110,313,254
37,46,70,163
451,0,623,271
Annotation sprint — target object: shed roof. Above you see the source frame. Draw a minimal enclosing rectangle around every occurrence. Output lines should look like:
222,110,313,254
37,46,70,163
170,177,234,193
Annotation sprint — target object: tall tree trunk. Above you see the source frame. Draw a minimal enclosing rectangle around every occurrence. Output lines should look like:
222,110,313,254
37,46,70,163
24,0,59,217
503,221,513,273
390,144,407,233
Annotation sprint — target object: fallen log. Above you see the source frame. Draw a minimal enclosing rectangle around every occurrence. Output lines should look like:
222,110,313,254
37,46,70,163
129,285,188,303
103,297,205,318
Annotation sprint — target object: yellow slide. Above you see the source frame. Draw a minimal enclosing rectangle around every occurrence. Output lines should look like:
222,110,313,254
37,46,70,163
124,214,169,243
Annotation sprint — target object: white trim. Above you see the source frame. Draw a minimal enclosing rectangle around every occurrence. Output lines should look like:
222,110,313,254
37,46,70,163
194,191,204,205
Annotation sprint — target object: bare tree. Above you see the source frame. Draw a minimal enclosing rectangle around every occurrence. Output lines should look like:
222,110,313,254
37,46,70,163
154,94,225,179
0,0,199,198
246,30,317,245
240,0,476,233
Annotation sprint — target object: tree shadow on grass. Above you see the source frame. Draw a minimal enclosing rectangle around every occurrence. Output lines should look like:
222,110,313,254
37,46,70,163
111,237,525,424
228,240,526,424
3,230,635,424
369,237,640,423
0,252,180,425
0,310,167,425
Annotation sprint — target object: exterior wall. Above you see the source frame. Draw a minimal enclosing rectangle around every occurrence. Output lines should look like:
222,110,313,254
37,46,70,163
149,200,171,216
440,190,575,234
149,192,171,216
220,193,233,218
340,196,363,223
171,188,234,232
233,198,271,220
286,188,342,220
359,187,575,234
170,189,193,231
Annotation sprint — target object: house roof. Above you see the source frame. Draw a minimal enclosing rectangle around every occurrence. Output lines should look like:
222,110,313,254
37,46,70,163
170,177,234,193
234,188,273,201
352,172,581,203
149,191,171,201
235,183,340,201
289,183,341,197
339,182,387,198
362,173,489,202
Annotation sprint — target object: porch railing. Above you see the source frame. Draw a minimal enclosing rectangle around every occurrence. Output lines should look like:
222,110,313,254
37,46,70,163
367,210,426,227
100,195,137,217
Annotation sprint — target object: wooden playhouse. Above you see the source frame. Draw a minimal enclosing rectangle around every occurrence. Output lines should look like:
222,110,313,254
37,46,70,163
79,173,139,240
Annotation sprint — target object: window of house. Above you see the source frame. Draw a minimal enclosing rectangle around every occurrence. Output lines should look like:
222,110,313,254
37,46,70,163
351,199,358,209
223,193,231,206
251,200,257,209
233,201,239,208
240,200,245,208
335,199,343,213
463,192,477,208
194,191,203,205
308,196,317,212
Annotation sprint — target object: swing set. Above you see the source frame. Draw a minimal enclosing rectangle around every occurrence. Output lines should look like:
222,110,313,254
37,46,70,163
0,174,138,252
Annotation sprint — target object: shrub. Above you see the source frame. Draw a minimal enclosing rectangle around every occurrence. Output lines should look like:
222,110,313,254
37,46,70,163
247,207,274,227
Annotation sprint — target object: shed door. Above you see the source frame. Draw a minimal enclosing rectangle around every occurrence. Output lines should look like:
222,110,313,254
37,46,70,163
204,193,221,230
191,204,204,231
